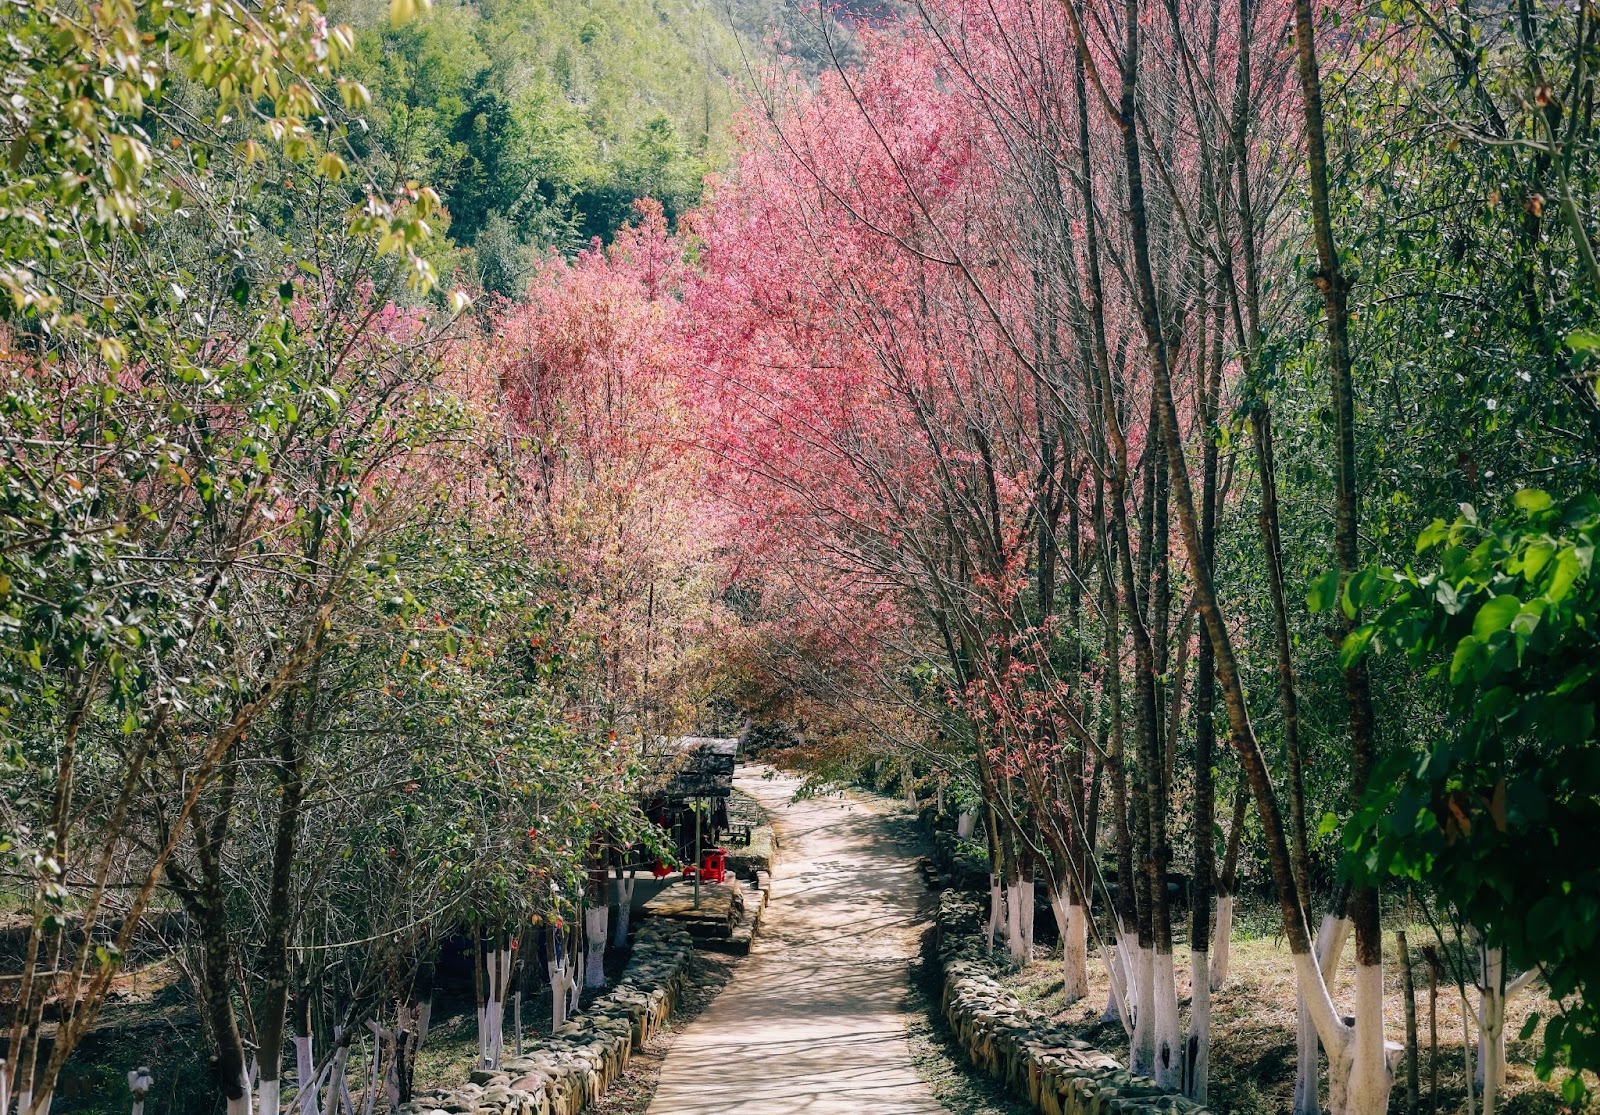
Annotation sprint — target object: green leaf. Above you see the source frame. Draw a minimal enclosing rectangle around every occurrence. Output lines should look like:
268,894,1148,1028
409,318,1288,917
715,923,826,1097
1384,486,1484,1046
1318,811,1340,836
1514,488,1553,514
1340,625,1376,667
1564,328,1600,353
1520,1012,1541,1041
1308,568,1340,614
1472,593,1521,639
1450,635,1480,684
1416,518,1450,552
1548,548,1581,602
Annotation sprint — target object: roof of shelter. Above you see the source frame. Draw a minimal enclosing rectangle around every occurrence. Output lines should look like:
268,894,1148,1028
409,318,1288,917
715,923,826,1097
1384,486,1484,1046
641,736,739,800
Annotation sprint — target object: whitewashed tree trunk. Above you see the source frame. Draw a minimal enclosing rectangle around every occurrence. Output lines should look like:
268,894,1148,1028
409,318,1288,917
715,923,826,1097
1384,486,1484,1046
548,952,572,1033
1296,912,1353,1115
1185,949,1211,1102
255,1079,278,1115
337,1064,354,1115
1130,943,1157,1077
1475,944,1534,1115
1209,894,1234,991
415,999,432,1049
1049,893,1090,1002
1346,962,1395,1115
513,991,524,1058
584,906,609,988
226,1073,252,1115
1005,880,1029,963
1152,949,1182,1089
1020,879,1037,959
363,1020,399,1115
318,1031,352,1115
1102,943,1127,1026
567,958,583,1017
986,874,1003,950
958,810,976,839
478,948,512,1069
292,1036,316,1115
1285,940,1399,1115
612,872,636,946
2,1061,12,1115
1102,923,1137,1034
1293,1002,1321,1115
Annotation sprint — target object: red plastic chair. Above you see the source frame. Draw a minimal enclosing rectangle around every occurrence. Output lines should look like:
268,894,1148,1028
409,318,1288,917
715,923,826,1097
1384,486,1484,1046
699,848,728,884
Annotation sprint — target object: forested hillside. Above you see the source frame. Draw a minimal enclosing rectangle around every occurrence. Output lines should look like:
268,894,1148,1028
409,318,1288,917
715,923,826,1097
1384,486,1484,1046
334,0,862,293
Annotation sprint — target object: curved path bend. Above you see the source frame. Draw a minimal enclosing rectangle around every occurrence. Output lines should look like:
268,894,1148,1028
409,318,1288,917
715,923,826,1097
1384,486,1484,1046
647,767,943,1115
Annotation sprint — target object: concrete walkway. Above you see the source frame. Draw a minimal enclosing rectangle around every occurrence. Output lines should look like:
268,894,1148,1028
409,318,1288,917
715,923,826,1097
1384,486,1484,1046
647,767,944,1115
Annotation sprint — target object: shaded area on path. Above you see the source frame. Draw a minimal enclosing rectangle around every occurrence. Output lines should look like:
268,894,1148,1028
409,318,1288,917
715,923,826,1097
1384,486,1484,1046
646,767,944,1115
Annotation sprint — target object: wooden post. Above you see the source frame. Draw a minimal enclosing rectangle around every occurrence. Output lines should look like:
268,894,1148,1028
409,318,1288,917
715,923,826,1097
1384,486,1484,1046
693,800,702,911
1398,928,1419,1114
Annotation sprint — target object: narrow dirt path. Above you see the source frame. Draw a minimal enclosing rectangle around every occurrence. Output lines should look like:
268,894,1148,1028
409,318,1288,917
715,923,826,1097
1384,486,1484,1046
646,766,945,1115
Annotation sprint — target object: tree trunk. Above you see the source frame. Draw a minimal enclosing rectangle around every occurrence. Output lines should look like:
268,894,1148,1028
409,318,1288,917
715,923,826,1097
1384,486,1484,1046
1289,0,1389,1102
584,905,609,988
258,686,312,1115
1185,277,1221,1104
612,870,636,947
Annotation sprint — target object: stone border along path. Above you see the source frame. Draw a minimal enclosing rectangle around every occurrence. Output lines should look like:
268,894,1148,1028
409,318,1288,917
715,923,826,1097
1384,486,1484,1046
646,766,945,1115
932,893,1213,1115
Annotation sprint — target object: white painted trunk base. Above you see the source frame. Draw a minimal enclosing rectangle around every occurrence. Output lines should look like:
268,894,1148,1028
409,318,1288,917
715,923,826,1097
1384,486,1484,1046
1152,949,1182,1090
585,906,609,988
416,1000,433,1048
326,1041,351,1115
1102,926,1138,1035
1184,949,1211,1103
957,811,976,839
1475,944,1526,1115
1293,995,1321,1115
548,953,574,1032
292,1035,316,1115
1049,895,1090,1002
479,949,513,1069
226,1096,251,1115
514,991,524,1058
986,876,1003,950
612,874,636,946
256,1079,279,1115
1130,944,1156,1078
1346,962,1395,1115
1005,881,1029,963
1209,895,1233,992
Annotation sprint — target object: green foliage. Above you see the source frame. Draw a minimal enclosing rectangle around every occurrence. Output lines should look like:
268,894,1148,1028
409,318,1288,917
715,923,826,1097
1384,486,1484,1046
1343,492,1600,1093
337,0,736,271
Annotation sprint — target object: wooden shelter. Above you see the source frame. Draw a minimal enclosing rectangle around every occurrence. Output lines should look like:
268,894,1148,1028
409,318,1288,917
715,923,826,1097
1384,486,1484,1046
638,736,739,865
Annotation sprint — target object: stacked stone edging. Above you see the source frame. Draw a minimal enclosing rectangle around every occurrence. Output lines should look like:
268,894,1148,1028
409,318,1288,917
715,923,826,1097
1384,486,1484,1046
399,920,694,1115
933,892,1213,1115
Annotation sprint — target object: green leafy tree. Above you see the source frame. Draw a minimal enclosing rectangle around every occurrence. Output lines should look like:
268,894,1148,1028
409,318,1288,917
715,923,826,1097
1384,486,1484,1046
1345,491,1600,1099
